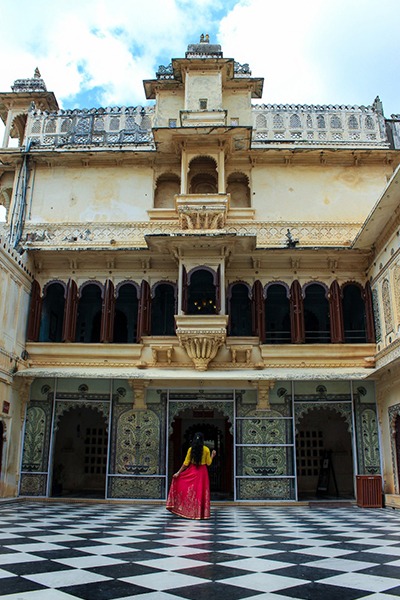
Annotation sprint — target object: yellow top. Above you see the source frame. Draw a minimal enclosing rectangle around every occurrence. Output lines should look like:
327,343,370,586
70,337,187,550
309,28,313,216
183,445,213,466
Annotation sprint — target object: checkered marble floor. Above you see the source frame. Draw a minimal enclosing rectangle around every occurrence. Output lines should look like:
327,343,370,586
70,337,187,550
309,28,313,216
0,502,400,600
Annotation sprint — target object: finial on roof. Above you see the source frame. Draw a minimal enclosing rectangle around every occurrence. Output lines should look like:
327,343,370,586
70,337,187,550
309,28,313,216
34,67,41,78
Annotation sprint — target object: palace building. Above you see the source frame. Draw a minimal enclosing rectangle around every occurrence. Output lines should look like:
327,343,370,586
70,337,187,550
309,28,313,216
1,37,400,506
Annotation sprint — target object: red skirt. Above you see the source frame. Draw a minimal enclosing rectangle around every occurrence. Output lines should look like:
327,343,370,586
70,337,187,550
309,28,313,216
166,464,211,520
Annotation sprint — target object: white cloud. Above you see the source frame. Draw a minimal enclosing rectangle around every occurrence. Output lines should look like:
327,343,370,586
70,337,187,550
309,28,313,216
0,0,399,122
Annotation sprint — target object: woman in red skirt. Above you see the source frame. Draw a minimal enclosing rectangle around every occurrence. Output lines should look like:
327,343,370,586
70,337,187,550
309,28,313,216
166,432,216,520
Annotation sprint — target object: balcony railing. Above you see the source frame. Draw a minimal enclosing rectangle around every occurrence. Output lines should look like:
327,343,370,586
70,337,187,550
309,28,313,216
25,106,155,149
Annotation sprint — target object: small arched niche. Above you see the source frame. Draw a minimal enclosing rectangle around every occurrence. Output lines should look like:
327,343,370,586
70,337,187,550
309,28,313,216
188,156,218,194
227,172,250,208
154,173,180,208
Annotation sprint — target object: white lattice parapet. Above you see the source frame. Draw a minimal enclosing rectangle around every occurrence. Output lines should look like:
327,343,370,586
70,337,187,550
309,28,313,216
21,220,362,249
252,103,389,148
25,106,155,149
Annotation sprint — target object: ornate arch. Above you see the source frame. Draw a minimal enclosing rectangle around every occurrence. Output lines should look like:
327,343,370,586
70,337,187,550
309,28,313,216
168,401,234,435
294,402,353,434
115,280,140,297
186,265,217,285
150,280,177,298
302,280,329,297
265,280,290,298
78,279,104,298
54,401,110,431
42,279,67,298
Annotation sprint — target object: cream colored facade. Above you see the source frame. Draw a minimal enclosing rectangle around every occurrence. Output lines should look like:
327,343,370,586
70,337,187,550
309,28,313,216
0,38,400,504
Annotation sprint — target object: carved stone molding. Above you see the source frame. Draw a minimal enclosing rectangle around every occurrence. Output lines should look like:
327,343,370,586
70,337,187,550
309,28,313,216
175,315,228,371
175,194,229,231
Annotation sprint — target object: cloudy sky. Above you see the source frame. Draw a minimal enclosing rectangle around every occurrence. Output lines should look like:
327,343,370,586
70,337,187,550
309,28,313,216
0,0,399,117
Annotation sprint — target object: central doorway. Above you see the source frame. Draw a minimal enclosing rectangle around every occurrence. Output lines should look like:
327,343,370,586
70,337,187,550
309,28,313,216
51,406,108,498
168,402,234,500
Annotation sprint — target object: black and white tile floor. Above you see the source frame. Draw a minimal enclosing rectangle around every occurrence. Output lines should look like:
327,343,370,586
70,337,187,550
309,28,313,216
0,502,400,600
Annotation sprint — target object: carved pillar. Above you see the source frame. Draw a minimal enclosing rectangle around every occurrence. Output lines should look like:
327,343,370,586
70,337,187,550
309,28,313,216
128,379,149,411
254,380,275,411
329,280,344,343
218,146,225,193
100,279,115,343
14,376,34,422
252,280,265,342
290,280,304,343
137,280,151,340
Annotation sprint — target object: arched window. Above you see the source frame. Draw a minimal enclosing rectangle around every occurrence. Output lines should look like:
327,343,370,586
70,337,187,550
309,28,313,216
75,283,103,343
114,282,139,343
228,283,252,336
154,173,180,208
303,283,330,343
188,156,217,194
151,283,176,335
227,172,250,208
39,282,65,342
256,114,267,129
342,283,367,342
265,284,291,343
187,268,217,315
290,114,301,128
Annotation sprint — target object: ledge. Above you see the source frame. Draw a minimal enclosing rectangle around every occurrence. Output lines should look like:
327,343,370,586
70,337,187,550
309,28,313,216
260,343,376,368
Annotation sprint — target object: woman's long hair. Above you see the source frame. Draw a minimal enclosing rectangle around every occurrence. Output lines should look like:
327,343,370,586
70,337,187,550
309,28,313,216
191,432,204,466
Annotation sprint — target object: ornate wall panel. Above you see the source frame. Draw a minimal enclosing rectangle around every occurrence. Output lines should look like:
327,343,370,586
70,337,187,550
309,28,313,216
394,266,400,330
108,476,164,499
382,278,394,335
19,473,47,496
354,396,381,475
388,403,400,492
237,478,293,500
372,288,382,343
20,395,54,496
108,400,166,499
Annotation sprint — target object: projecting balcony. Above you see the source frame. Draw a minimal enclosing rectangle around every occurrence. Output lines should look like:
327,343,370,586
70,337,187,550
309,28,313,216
175,193,230,230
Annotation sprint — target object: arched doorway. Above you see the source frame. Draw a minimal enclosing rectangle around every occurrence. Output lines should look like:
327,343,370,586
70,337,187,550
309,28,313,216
296,407,354,500
168,404,233,500
51,407,108,498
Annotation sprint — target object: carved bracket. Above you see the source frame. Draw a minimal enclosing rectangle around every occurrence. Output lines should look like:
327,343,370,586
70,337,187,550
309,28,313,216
175,314,228,371
128,379,149,411
253,380,275,411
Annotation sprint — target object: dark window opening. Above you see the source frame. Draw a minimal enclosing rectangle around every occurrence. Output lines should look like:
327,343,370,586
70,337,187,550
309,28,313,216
187,270,217,315
39,282,65,342
304,284,330,343
229,283,252,336
75,284,102,343
343,284,367,342
151,283,176,335
114,284,138,343
265,284,291,343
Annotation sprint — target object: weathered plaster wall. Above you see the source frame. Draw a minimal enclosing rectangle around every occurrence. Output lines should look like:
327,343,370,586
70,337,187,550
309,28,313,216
376,377,400,494
29,165,154,223
223,90,252,126
185,72,222,110
155,90,184,127
251,164,391,222
0,238,32,497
